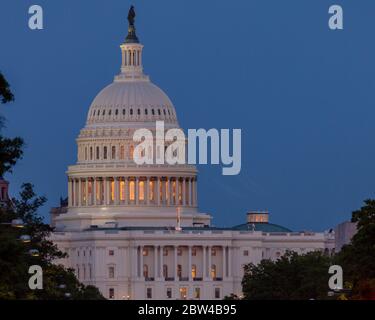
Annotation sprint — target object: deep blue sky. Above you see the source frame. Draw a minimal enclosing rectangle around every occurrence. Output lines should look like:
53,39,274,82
1,0,375,231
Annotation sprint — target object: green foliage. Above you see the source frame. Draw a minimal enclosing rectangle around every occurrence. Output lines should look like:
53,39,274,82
0,183,105,300
0,72,14,104
242,251,332,300
335,199,375,299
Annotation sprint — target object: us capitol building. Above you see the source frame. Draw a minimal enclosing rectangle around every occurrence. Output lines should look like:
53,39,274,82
51,8,335,300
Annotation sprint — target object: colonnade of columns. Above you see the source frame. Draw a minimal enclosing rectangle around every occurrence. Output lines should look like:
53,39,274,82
68,176,197,208
136,245,232,281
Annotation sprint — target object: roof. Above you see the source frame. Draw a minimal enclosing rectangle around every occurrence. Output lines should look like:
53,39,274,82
231,222,292,233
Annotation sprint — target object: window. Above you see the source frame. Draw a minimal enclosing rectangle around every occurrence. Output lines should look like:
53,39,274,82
109,288,115,299
145,109,148,115
111,146,116,159
115,109,118,115
139,181,145,201
166,288,172,299
76,266,80,279
163,265,168,278
129,145,134,160
108,110,112,116
211,248,216,256
163,248,168,256
158,109,161,115
152,109,155,115
122,109,126,115
96,146,100,160
177,264,182,278
120,145,125,160
192,247,197,256
179,287,187,300
191,264,197,279
143,264,149,278
90,147,93,160
108,266,115,279
137,109,140,115
130,108,133,115
194,287,200,299
177,247,182,256
214,288,221,299
243,250,249,256
129,180,135,201
109,250,114,256
103,146,108,159
143,248,149,256
120,179,125,201
211,264,217,279
146,288,152,299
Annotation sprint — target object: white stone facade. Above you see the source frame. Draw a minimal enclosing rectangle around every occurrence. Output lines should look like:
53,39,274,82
51,16,335,300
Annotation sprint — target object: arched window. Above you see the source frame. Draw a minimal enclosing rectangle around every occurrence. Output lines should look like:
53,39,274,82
130,108,133,115
120,145,125,160
139,181,145,201
102,110,106,116
115,109,118,115
158,109,161,115
137,109,140,115
129,180,135,201
143,264,149,278
103,146,108,160
191,264,197,279
122,109,126,115
145,109,148,115
120,179,125,201
163,264,168,278
149,180,155,201
90,147,93,160
152,109,155,115
211,264,216,279
109,110,112,116
84,147,88,160
111,146,116,160
96,146,100,160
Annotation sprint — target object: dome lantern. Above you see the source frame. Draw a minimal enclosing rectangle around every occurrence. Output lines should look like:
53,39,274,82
116,6,147,82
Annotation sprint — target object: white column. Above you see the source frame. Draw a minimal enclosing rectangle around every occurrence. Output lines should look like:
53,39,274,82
68,179,73,207
208,246,212,279
156,178,160,206
188,246,192,281
125,177,129,205
154,246,157,279
115,177,119,205
182,178,186,206
223,246,226,279
139,245,143,279
146,177,150,205
159,246,163,278
93,178,97,206
203,246,207,279
174,246,178,280
135,178,139,205
103,178,108,205
228,247,232,277
85,178,89,206
188,178,192,206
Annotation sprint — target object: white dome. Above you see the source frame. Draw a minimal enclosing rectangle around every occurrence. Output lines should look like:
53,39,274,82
86,80,178,126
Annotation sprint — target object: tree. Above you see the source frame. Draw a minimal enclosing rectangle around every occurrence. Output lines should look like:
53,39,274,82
336,199,375,299
242,251,332,300
0,72,14,104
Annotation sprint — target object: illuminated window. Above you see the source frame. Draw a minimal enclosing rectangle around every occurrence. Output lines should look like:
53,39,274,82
129,180,135,201
143,248,149,256
178,179,183,204
179,287,187,300
110,180,115,202
172,180,176,204
191,264,197,279
211,264,216,279
149,180,155,201
143,264,149,278
139,181,145,201
120,179,125,201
